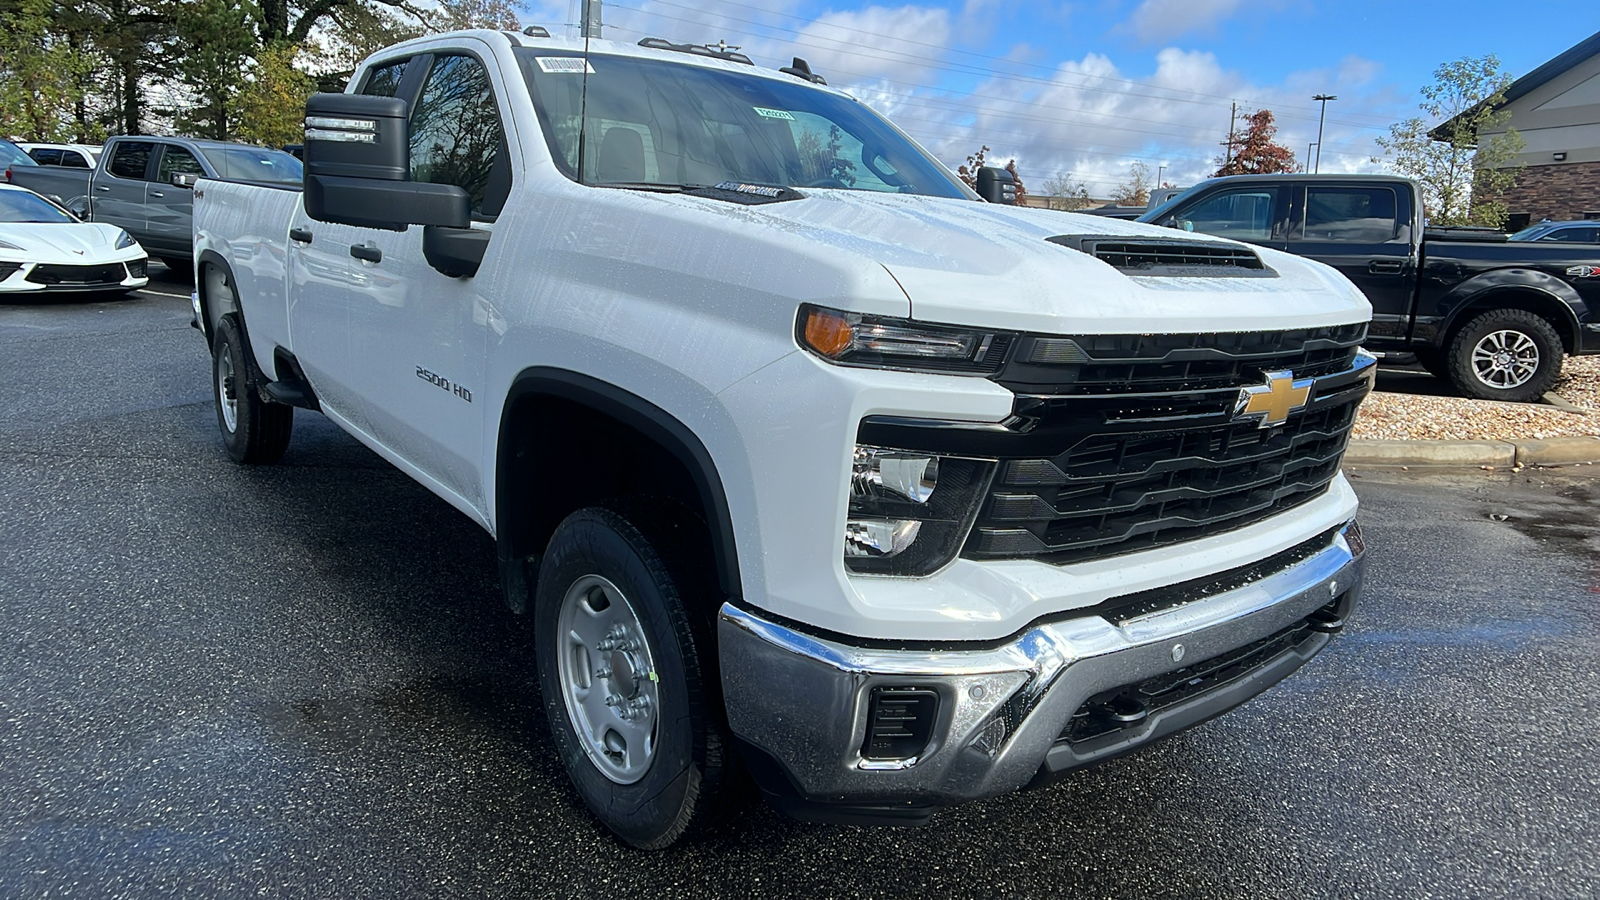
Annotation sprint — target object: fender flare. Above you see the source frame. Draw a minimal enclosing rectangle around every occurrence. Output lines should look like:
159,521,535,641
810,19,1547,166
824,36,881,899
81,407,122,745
495,367,744,602
193,248,236,344
1435,269,1587,349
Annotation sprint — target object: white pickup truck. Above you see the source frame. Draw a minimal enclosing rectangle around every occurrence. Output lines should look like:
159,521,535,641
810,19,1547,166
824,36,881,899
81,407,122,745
192,28,1374,847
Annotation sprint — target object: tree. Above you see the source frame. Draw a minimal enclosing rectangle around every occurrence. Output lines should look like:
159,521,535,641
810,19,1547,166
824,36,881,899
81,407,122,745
0,0,89,140
1111,160,1151,207
1373,55,1524,227
1215,108,1297,176
1004,158,1027,205
1039,173,1092,210
956,145,989,190
169,0,257,140
234,42,315,146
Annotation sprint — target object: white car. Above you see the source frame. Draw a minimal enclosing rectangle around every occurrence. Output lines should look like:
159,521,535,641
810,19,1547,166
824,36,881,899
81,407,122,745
0,183,149,295
18,142,101,170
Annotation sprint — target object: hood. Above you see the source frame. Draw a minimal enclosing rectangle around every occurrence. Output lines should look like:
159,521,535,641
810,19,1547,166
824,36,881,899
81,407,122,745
660,189,1370,335
0,222,131,259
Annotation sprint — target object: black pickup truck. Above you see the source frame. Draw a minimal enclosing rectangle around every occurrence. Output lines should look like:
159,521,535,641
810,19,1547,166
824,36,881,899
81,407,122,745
1140,174,1600,402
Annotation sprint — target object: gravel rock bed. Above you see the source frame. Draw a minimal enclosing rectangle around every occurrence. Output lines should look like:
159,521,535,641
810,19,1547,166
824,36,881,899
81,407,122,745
1352,355,1600,442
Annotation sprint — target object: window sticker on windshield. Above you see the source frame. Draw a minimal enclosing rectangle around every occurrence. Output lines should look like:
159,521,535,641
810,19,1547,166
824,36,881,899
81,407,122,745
752,107,795,120
714,182,784,198
536,57,595,74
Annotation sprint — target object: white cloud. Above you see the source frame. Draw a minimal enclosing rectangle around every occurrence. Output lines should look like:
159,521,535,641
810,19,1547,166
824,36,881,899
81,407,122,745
1125,0,1245,44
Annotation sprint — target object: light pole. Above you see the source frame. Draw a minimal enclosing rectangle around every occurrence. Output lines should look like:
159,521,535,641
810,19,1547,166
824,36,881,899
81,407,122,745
1305,142,1315,173
1312,94,1337,173
1157,164,1165,188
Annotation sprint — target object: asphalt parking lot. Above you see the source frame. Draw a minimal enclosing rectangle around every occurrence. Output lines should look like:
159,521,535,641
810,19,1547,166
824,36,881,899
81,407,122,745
2,268,1598,899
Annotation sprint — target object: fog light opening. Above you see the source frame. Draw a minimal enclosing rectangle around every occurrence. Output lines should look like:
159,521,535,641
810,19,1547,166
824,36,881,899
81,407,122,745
845,519,922,558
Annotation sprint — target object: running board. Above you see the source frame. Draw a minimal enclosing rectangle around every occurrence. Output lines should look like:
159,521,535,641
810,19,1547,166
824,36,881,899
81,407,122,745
263,348,321,411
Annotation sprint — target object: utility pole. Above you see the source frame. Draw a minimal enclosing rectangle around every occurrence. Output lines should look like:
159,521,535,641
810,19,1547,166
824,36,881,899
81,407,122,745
581,0,602,38
1224,101,1237,173
1312,93,1336,173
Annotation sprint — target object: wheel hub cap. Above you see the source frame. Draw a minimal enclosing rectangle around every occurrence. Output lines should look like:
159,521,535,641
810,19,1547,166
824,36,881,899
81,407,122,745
1470,330,1539,389
217,351,239,433
555,575,659,784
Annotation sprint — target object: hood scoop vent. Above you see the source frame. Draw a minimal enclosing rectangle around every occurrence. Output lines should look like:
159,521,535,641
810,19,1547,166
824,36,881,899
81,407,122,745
1046,235,1276,278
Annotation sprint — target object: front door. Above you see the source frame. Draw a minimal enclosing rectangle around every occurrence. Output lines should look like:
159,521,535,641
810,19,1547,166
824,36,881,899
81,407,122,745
1287,183,1416,346
146,145,207,257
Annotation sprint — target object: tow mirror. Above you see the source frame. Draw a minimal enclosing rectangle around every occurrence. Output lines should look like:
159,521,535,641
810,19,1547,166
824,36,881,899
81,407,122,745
975,166,1016,205
301,92,485,276
170,172,198,189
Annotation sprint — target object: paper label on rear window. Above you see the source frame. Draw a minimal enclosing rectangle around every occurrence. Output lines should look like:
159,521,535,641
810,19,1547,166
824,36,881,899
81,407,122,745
752,107,795,120
536,57,594,73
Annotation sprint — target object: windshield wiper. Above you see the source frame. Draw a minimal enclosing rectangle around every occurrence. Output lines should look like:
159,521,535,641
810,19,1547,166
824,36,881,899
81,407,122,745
591,182,699,193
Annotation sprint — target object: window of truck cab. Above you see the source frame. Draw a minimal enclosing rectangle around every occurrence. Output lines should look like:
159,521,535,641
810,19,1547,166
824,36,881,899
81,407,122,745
515,50,968,199
358,51,512,220
1292,185,1405,243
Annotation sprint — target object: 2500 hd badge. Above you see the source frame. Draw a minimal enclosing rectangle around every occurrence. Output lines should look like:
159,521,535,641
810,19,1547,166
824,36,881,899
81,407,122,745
416,365,472,403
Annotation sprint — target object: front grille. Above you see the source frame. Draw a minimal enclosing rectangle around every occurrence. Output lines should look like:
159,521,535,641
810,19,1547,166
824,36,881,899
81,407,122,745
1059,599,1340,746
998,323,1367,396
25,263,125,286
126,258,147,278
957,325,1370,566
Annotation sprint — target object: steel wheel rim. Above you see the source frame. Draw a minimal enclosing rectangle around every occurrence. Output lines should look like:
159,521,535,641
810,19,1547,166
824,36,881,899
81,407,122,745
217,346,239,433
1470,329,1539,389
555,574,659,784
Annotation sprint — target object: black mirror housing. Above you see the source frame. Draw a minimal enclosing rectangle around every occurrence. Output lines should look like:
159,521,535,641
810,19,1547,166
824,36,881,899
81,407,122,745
976,166,1017,205
304,176,471,231
303,93,409,181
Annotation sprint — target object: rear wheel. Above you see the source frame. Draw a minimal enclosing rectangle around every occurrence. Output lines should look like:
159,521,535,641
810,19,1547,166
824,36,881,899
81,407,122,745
212,313,293,463
1446,309,1564,403
533,502,730,849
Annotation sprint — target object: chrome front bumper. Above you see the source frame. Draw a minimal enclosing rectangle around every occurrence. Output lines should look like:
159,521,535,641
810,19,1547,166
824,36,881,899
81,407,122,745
718,520,1366,817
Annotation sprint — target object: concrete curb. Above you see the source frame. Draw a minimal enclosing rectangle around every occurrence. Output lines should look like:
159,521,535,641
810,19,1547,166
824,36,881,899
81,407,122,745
1345,435,1600,468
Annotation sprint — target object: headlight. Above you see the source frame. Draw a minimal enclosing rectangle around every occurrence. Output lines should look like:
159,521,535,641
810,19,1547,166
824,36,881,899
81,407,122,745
0,239,23,251
844,444,994,576
798,305,1013,374
114,230,136,250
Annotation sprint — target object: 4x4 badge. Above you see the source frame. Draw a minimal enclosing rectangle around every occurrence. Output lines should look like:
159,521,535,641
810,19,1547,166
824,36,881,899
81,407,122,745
1235,370,1313,428
1567,265,1599,278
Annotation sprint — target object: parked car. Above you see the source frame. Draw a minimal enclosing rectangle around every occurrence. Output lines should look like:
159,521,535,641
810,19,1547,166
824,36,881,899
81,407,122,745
1509,220,1600,244
0,138,39,176
6,136,301,272
0,183,148,296
1141,173,1600,402
192,31,1375,848
19,142,102,169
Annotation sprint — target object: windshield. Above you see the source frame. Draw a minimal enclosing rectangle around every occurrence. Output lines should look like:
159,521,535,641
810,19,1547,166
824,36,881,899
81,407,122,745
1139,182,1211,223
0,190,73,224
516,50,968,199
0,140,37,168
199,146,303,184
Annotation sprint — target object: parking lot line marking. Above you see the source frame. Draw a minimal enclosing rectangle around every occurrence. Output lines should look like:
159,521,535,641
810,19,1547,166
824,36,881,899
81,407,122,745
135,289,191,299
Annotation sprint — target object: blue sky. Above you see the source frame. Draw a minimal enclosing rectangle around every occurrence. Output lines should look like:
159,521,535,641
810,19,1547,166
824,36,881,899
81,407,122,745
526,0,1596,196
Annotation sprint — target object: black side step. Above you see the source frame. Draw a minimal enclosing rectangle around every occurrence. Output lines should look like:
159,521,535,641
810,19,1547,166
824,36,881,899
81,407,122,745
263,348,321,411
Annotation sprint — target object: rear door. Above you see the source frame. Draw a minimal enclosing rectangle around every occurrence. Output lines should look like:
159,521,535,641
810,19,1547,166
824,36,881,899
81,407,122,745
146,144,208,256
1287,182,1415,344
94,140,155,237
27,148,63,166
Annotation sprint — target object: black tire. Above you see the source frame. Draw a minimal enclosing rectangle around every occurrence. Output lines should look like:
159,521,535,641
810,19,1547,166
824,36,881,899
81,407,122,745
211,314,293,464
158,257,193,281
533,502,730,849
1445,309,1565,403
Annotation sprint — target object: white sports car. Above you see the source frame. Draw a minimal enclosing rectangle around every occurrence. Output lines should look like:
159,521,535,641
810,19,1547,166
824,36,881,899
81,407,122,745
0,183,149,296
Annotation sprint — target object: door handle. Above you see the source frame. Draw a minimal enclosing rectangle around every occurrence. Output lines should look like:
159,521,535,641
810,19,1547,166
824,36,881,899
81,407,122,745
150,190,165,198
1368,260,1403,274
289,228,313,244
95,185,110,192
349,242,382,263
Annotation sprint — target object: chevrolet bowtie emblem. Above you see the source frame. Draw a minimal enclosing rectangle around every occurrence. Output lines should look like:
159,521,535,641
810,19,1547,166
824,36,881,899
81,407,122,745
1234,370,1313,428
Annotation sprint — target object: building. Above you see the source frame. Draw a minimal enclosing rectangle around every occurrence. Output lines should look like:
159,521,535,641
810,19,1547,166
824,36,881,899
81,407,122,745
1439,30,1600,228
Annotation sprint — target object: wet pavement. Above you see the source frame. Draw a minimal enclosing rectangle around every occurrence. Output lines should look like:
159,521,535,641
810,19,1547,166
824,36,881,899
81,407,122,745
2,274,1597,898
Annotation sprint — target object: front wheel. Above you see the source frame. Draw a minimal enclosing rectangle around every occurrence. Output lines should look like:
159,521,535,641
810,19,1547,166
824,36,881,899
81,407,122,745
533,503,730,849
212,314,293,464
1445,309,1565,403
